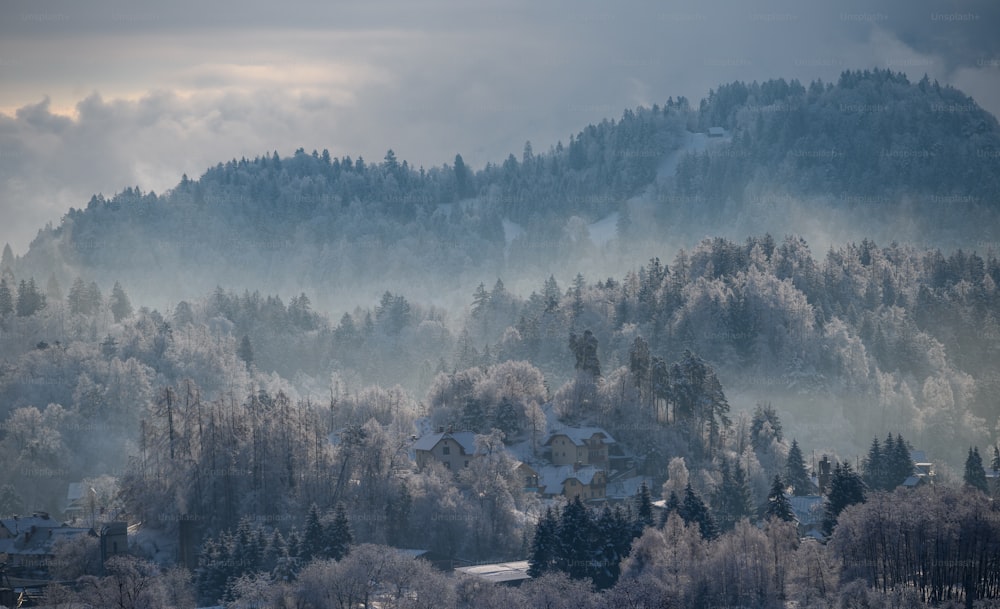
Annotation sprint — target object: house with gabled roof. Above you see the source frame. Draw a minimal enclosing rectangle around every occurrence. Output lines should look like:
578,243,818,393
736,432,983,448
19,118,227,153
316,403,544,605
544,427,615,467
413,429,480,471
0,512,97,574
536,464,607,502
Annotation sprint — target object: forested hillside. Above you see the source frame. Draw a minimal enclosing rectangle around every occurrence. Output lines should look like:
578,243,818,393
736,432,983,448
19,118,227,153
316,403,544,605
8,70,1000,307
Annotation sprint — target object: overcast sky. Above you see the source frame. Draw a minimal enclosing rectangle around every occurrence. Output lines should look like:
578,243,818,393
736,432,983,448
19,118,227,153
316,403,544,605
1,0,998,254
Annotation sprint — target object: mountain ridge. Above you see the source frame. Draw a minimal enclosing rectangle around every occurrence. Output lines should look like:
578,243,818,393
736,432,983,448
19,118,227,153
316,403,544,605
8,68,1000,309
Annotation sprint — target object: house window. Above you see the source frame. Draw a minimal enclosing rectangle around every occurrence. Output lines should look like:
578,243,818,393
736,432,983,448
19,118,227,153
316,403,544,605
443,446,451,455
464,461,469,467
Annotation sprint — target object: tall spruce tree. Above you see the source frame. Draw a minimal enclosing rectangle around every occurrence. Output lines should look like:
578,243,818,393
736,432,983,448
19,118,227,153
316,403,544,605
556,497,595,580
785,439,812,496
528,507,560,577
0,278,12,318
110,281,133,322
862,437,885,490
713,457,753,531
680,483,718,540
764,475,795,522
822,462,866,537
964,447,989,494
659,490,681,528
887,434,913,488
327,503,353,560
634,481,654,531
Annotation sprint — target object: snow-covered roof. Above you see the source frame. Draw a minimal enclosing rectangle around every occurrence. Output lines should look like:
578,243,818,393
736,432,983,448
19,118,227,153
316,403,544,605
455,560,531,584
537,465,604,492
788,495,824,526
413,431,478,454
67,482,85,502
0,515,64,536
544,426,615,447
605,476,653,500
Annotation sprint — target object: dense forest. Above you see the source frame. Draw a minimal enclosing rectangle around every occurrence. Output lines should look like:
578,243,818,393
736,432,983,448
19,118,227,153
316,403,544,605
1,69,999,608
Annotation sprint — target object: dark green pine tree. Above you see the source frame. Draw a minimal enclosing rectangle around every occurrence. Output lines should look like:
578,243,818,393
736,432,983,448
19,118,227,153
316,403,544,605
634,481,654,531
964,447,989,494
887,434,913,488
556,497,596,580
862,437,885,491
659,490,681,528
592,505,633,590
15,277,45,317
237,335,254,369
992,446,1000,473
764,475,795,522
680,483,718,540
327,503,353,560
528,507,560,577
785,439,812,496
109,280,133,322
822,462,866,537
0,278,13,318
712,457,753,532
302,503,326,561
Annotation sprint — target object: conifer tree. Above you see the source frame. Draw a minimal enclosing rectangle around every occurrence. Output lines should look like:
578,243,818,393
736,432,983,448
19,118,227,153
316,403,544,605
680,483,718,540
713,457,753,531
0,278,12,318
888,433,913,488
302,503,326,561
822,462,866,537
110,281,133,322
785,439,812,496
327,503,353,560
659,490,681,528
634,481,654,531
964,447,989,494
528,507,560,577
556,496,595,579
764,475,795,522
862,437,885,490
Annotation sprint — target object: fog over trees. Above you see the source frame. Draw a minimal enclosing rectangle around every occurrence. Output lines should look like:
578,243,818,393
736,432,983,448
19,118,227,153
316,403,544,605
0,69,999,608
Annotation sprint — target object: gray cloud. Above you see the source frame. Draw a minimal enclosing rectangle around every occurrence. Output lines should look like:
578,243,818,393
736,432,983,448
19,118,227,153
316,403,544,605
0,0,997,253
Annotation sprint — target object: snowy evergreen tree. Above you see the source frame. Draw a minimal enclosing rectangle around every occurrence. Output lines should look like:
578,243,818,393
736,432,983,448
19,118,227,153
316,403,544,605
634,481,654,530
713,457,753,531
964,447,989,494
528,507,560,578
110,281,133,322
785,439,812,496
659,490,681,528
822,462,866,537
764,475,795,522
556,497,595,580
0,278,12,318
680,483,718,540
327,503,353,560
